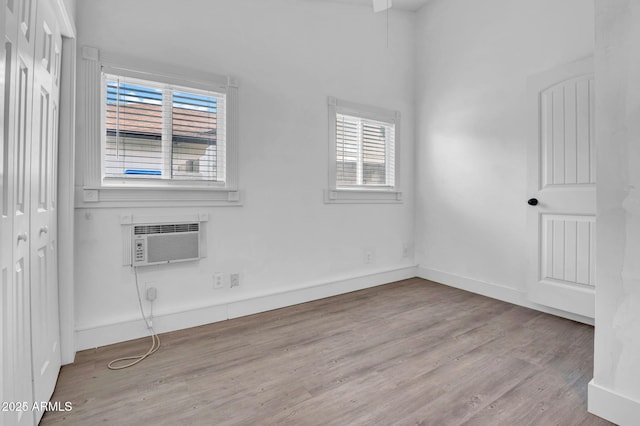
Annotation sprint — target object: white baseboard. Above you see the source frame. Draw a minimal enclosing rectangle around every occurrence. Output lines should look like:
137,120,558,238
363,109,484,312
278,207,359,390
589,379,640,425
75,265,417,351
74,303,229,351
75,265,592,352
416,267,594,325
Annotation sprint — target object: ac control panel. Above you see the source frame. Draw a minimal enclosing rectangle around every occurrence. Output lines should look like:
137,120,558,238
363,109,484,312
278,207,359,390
134,236,146,264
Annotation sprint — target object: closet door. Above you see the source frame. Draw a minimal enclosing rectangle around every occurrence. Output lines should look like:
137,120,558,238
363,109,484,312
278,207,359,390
2,0,63,423
29,0,62,418
2,0,37,424
0,0,10,419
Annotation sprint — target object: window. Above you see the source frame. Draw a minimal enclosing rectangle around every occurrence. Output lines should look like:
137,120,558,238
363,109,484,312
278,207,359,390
103,73,226,185
77,46,239,207
327,97,401,203
336,113,395,188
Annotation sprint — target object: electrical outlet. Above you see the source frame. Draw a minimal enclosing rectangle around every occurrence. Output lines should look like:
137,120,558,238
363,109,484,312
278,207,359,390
230,273,240,288
364,249,376,264
402,243,413,258
213,272,225,289
146,286,157,302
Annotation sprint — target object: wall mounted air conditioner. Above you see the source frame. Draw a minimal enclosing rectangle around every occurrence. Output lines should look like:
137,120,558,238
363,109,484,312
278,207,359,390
132,222,200,266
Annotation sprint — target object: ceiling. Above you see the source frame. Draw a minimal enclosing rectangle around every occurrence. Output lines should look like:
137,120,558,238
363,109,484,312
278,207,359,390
311,0,431,12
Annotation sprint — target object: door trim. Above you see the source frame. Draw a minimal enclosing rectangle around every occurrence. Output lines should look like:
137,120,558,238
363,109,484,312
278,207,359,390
57,35,75,364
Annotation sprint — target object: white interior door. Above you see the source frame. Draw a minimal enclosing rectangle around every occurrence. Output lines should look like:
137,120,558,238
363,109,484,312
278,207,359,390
526,57,595,319
2,0,37,424
29,0,62,419
2,0,63,424
0,0,9,420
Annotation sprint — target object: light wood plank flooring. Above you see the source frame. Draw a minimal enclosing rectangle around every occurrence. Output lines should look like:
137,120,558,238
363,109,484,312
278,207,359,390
42,278,612,425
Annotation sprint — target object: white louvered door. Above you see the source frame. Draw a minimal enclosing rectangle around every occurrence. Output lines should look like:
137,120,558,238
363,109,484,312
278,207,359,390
526,57,595,319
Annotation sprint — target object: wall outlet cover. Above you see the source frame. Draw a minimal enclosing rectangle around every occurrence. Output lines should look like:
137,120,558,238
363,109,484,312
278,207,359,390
230,273,240,288
146,286,157,301
214,273,225,289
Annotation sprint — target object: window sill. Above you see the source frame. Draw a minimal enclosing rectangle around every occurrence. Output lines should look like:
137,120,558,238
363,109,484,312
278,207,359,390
324,189,403,204
76,186,242,208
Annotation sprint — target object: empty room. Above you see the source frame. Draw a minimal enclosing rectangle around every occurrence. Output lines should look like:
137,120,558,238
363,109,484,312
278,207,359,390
1,0,639,424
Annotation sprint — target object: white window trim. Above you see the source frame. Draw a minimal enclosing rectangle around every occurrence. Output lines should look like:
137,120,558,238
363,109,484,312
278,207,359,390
77,46,240,208
326,97,402,204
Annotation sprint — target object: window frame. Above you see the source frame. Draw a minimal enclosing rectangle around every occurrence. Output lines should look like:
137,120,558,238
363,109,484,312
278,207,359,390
326,97,402,204
78,47,239,208
101,70,227,187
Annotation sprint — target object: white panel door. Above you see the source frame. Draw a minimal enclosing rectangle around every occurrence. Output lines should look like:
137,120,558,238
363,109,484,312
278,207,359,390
2,0,37,424
0,0,5,418
3,0,63,424
29,0,62,418
526,57,595,319
0,0,9,419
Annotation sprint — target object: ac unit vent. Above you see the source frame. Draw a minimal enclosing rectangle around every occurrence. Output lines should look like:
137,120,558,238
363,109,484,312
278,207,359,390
134,223,199,235
132,222,200,266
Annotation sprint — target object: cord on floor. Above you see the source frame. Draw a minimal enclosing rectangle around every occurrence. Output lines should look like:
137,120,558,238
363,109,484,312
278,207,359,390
107,266,161,370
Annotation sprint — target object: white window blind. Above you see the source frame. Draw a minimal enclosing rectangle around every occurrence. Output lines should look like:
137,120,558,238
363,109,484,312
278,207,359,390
336,113,395,188
104,73,226,183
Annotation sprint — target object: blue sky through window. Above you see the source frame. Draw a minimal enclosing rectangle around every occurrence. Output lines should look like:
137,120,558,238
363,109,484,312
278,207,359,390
106,81,162,105
106,80,217,113
174,91,217,113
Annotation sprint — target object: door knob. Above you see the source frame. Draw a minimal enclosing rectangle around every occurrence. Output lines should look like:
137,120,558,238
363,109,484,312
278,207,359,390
17,232,28,243
527,198,539,206
40,225,49,235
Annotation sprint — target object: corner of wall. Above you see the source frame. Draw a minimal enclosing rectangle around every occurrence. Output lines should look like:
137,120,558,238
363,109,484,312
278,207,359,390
417,266,594,325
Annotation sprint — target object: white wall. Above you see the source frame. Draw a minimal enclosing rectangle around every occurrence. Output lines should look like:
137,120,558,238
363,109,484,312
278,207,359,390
414,0,593,302
61,0,75,24
588,0,640,424
74,0,416,349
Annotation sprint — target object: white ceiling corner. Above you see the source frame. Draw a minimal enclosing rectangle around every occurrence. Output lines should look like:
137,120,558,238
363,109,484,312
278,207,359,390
310,0,431,12
372,0,392,13
382,0,431,11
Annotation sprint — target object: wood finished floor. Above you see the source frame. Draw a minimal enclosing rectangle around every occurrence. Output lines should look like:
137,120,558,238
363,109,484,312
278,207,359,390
42,278,612,426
